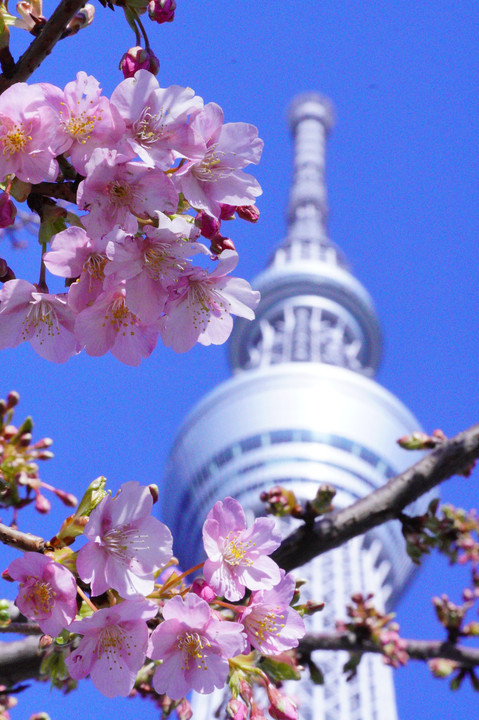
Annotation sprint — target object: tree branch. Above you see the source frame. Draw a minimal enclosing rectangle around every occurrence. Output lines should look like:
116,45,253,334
300,632,479,668
0,637,43,686
274,423,479,572
0,0,86,92
0,523,45,553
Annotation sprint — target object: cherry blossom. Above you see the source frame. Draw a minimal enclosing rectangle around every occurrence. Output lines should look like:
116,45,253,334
238,571,305,655
76,481,173,597
77,148,178,238
104,216,207,323
148,593,246,700
110,69,204,169
0,279,79,363
159,250,260,353
8,552,77,636
202,497,282,602
65,597,157,698
73,283,160,365
0,82,63,183
43,71,126,175
173,102,263,219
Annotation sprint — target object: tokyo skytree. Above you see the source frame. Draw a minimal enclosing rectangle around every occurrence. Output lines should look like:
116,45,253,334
162,93,426,720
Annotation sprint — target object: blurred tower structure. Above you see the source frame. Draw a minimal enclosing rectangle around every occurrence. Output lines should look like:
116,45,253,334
163,94,424,720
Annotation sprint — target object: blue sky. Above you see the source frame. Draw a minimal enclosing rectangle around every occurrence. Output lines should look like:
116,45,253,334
1,1,478,718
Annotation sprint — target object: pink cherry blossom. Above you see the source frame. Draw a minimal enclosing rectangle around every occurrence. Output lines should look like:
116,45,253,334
74,283,160,365
44,226,109,313
159,250,260,353
76,481,173,597
42,72,127,175
110,69,204,169
104,216,207,323
8,552,77,636
0,279,79,363
0,82,63,183
173,102,263,219
66,597,157,697
77,148,178,238
202,497,282,602
238,571,305,655
148,593,246,700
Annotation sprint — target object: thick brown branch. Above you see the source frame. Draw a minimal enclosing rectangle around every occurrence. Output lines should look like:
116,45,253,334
300,632,479,668
273,423,479,572
31,181,78,203
0,637,43,685
0,0,86,92
0,523,45,553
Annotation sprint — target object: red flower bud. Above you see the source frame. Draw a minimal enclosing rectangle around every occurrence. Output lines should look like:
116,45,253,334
148,0,176,23
119,46,160,79
0,191,16,229
236,204,260,223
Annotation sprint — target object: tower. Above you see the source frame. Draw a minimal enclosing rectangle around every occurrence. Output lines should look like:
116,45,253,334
162,93,425,720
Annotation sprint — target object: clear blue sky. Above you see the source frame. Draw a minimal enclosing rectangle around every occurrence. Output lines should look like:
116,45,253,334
1,1,478,718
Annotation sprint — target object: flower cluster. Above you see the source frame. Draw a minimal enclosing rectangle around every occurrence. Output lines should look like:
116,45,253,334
0,69,262,364
0,390,76,517
6,489,305,713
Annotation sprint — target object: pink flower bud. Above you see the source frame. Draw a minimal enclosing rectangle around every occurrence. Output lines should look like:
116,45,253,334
267,686,298,720
236,204,260,223
35,493,51,514
226,698,248,720
66,3,95,35
220,204,236,220
119,46,160,79
147,0,176,24
54,489,78,507
0,191,16,229
195,210,221,240
176,699,193,720
39,634,53,648
191,577,216,603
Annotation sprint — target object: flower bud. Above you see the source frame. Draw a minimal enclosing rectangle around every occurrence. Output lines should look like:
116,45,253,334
35,493,51,514
220,204,236,220
54,489,78,507
147,0,176,24
236,204,260,223
226,698,248,720
39,634,53,648
6,391,19,409
428,658,458,678
191,578,216,603
65,3,95,35
195,210,221,240
267,686,298,720
176,699,193,720
210,235,236,255
0,191,16,228
119,46,159,79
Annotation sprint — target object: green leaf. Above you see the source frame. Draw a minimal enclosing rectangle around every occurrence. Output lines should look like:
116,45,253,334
259,656,301,682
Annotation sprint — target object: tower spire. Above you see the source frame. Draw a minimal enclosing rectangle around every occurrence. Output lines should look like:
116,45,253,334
229,93,382,375
286,93,334,247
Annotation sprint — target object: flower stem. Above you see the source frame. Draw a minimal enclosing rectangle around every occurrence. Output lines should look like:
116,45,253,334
76,585,97,612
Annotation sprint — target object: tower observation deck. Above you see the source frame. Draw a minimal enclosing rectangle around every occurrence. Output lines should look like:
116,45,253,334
162,93,426,720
